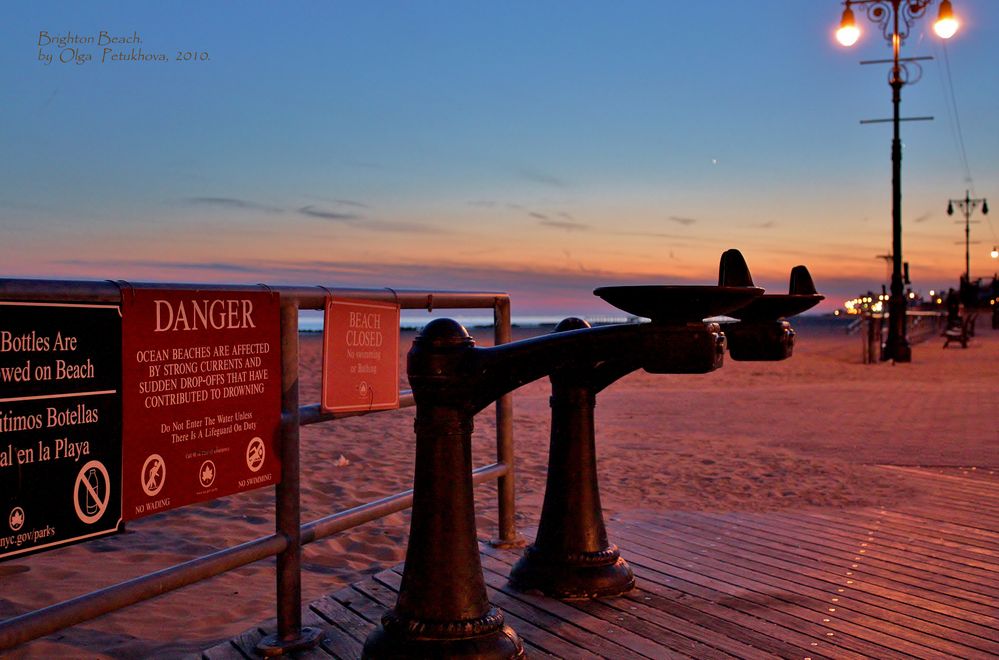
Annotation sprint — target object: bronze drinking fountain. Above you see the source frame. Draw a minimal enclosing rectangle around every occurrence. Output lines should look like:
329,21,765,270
362,249,822,659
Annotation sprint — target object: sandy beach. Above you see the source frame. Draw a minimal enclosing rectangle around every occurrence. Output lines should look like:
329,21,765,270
2,317,997,658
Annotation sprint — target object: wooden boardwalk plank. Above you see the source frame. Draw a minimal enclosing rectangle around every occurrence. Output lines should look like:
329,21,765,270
763,512,999,600
207,464,999,659
620,520,999,649
766,510,999,587
374,567,607,660
816,508,999,554
613,521,991,659
828,506,999,551
617,537,916,660
623,564,854,660
482,540,828,660
703,510,982,584
881,465,999,490
482,545,729,659
615,516,999,655
309,595,371,659
663,511,999,615
202,634,258,660
474,553,684,659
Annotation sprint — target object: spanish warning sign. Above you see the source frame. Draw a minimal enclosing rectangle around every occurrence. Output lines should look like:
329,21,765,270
121,289,281,520
1,302,122,562
321,299,400,413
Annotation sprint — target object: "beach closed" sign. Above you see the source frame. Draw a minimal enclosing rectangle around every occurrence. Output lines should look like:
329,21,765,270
322,299,400,413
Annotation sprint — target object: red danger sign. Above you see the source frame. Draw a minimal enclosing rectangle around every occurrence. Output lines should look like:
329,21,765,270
322,299,400,413
120,289,281,520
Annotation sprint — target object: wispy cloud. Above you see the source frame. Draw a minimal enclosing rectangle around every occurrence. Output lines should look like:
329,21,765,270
516,166,568,188
296,205,443,234
615,230,692,241
752,221,776,229
529,211,549,220
301,196,371,209
912,212,932,224
56,259,266,276
668,216,697,226
333,199,370,208
184,197,283,213
298,205,361,221
540,219,590,232
364,220,446,234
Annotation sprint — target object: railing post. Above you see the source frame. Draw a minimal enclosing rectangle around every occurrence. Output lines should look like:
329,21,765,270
256,301,323,656
863,314,872,364
492,296,522,547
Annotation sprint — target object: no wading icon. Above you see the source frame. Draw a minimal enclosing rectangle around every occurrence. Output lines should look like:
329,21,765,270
142,454,166,497
74,460,110,525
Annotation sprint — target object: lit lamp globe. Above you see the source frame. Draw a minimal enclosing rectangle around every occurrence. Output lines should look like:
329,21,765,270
836,6,860,46
934,0,959,39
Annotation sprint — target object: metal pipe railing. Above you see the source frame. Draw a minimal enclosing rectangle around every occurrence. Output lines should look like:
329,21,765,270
301,462,508,545
0,534,287,651
0,279,508,311
860,310,947,363
300,392,414,425
493,295,518,546
0,277,514,654
268,301,312,650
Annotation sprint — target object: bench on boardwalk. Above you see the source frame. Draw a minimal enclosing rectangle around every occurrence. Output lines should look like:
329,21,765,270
942,312,978,349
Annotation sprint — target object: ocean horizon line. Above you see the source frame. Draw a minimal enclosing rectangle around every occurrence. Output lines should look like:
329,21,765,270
297,311,841,332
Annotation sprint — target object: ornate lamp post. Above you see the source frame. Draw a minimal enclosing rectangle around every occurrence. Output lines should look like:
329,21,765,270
947,191,989,282
835,0,959,362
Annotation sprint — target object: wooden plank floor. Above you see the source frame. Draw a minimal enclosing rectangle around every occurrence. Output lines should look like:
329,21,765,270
204,466,999,659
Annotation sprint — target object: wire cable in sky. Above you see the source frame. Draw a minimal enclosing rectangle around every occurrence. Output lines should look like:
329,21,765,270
936,40,996,243
938,41,973,186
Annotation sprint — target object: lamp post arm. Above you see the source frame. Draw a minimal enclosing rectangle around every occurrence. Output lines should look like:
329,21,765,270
846,0,934,46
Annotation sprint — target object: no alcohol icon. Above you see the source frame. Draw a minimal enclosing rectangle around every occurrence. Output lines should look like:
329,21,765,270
74,460,110,525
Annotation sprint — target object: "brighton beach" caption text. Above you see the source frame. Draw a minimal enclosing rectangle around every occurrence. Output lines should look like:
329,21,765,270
37,30,210,66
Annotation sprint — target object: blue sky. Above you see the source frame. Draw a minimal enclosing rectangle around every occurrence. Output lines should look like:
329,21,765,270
2,1,998,315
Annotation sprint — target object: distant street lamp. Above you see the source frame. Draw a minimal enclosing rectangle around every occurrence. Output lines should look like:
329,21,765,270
946,190,989,281
834,0,959,362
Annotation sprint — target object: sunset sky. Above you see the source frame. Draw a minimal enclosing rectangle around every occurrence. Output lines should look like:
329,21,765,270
3,1,998,316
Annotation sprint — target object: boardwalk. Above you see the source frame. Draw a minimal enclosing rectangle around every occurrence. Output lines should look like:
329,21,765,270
205,464,999,659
